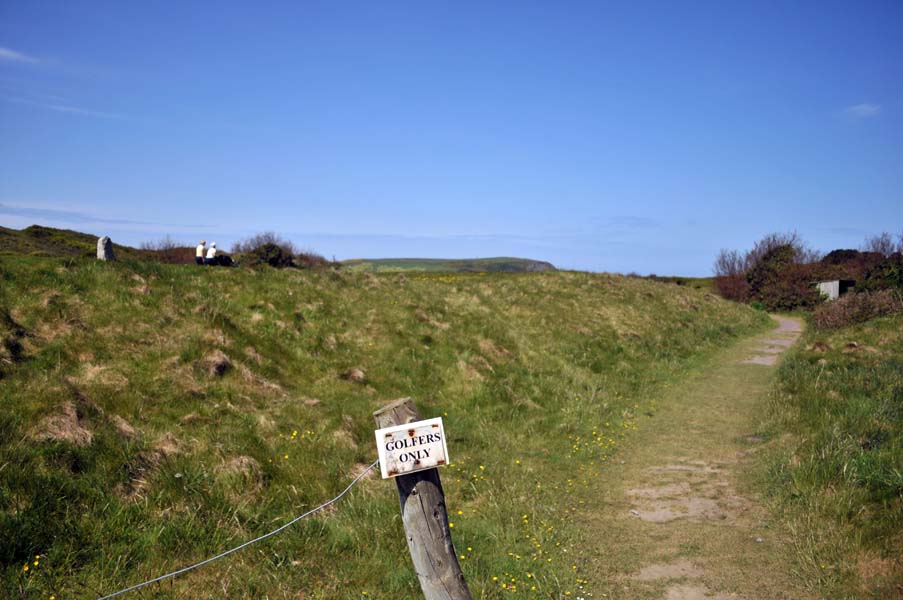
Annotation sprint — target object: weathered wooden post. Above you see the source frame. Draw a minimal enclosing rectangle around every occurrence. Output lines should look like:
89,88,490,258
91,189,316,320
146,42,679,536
373,398,473,600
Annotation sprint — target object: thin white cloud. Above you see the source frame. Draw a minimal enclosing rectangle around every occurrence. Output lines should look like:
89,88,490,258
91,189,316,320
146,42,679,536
3,95,127,120
0,47,40,64
844,103,881,119
38,102,125,119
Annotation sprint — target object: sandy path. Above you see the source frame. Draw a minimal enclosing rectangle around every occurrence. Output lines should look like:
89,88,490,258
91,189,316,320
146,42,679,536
579,315,807,599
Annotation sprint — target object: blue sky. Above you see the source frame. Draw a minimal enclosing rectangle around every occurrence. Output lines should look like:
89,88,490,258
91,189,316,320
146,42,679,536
1,1,900,275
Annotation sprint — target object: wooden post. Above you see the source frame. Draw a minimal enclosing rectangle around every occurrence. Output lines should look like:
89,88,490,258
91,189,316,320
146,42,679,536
374,398,473,600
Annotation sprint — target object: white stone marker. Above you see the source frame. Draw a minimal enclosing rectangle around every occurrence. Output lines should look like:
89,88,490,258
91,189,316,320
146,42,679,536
375,417,448,479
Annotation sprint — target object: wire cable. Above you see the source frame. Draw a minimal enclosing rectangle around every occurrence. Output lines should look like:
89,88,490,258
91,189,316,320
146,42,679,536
97,459,380,599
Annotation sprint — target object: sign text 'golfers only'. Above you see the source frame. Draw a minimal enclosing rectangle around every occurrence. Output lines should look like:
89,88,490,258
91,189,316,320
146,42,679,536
375,417,449,479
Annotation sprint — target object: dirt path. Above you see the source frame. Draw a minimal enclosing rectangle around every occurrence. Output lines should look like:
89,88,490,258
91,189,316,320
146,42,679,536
579,316,807,600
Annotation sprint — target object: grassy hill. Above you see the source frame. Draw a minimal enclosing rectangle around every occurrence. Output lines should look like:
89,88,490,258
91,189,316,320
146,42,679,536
0,226,553,273
340,257,555,273
0,255,769,599
0,225,151,261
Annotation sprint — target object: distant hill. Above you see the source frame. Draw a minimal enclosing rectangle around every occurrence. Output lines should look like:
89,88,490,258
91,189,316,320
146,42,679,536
341,257,556,273
0,225,150,261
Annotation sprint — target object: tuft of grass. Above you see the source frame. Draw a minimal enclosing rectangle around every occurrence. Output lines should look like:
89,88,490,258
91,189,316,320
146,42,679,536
0,256,768,599
758,313,903,597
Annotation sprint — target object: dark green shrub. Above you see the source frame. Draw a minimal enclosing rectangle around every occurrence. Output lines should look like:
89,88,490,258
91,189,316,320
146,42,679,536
747,245,821,310
813,249,885,282
248,243,293,268
863,253,903,291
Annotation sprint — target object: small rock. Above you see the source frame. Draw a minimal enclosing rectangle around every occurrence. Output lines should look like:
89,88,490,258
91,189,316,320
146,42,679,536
630,509,640,516
756,537,764,543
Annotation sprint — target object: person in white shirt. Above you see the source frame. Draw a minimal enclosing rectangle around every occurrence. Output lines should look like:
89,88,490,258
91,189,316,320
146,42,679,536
205,242,217,265
195,240,206,265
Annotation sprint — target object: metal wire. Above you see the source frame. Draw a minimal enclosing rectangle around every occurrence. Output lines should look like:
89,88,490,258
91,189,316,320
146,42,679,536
97,459,380,599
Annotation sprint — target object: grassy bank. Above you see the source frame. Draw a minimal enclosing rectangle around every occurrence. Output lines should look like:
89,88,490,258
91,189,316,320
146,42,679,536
1,257,767,599
759,314,903,598
340,257,554,273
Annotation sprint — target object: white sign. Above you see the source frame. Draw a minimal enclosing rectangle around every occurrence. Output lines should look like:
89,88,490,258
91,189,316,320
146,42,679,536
375,417,449,479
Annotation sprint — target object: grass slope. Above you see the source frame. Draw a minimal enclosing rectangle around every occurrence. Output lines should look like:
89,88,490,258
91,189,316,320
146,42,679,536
0,225,149,261
340,257,555,273
759,314,903,597
0,257,767,599
644,275,715,292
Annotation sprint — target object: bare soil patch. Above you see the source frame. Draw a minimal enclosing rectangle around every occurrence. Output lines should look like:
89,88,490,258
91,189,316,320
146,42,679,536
630,561,705,582
32,401,93,446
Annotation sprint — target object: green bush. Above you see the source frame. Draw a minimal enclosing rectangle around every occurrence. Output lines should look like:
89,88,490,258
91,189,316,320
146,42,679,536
863,253,903,291
746,245,821,311
248,242,293,268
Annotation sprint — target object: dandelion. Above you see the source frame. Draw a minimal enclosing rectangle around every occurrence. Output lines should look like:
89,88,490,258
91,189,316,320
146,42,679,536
449,522,454,528
23,565,29,572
